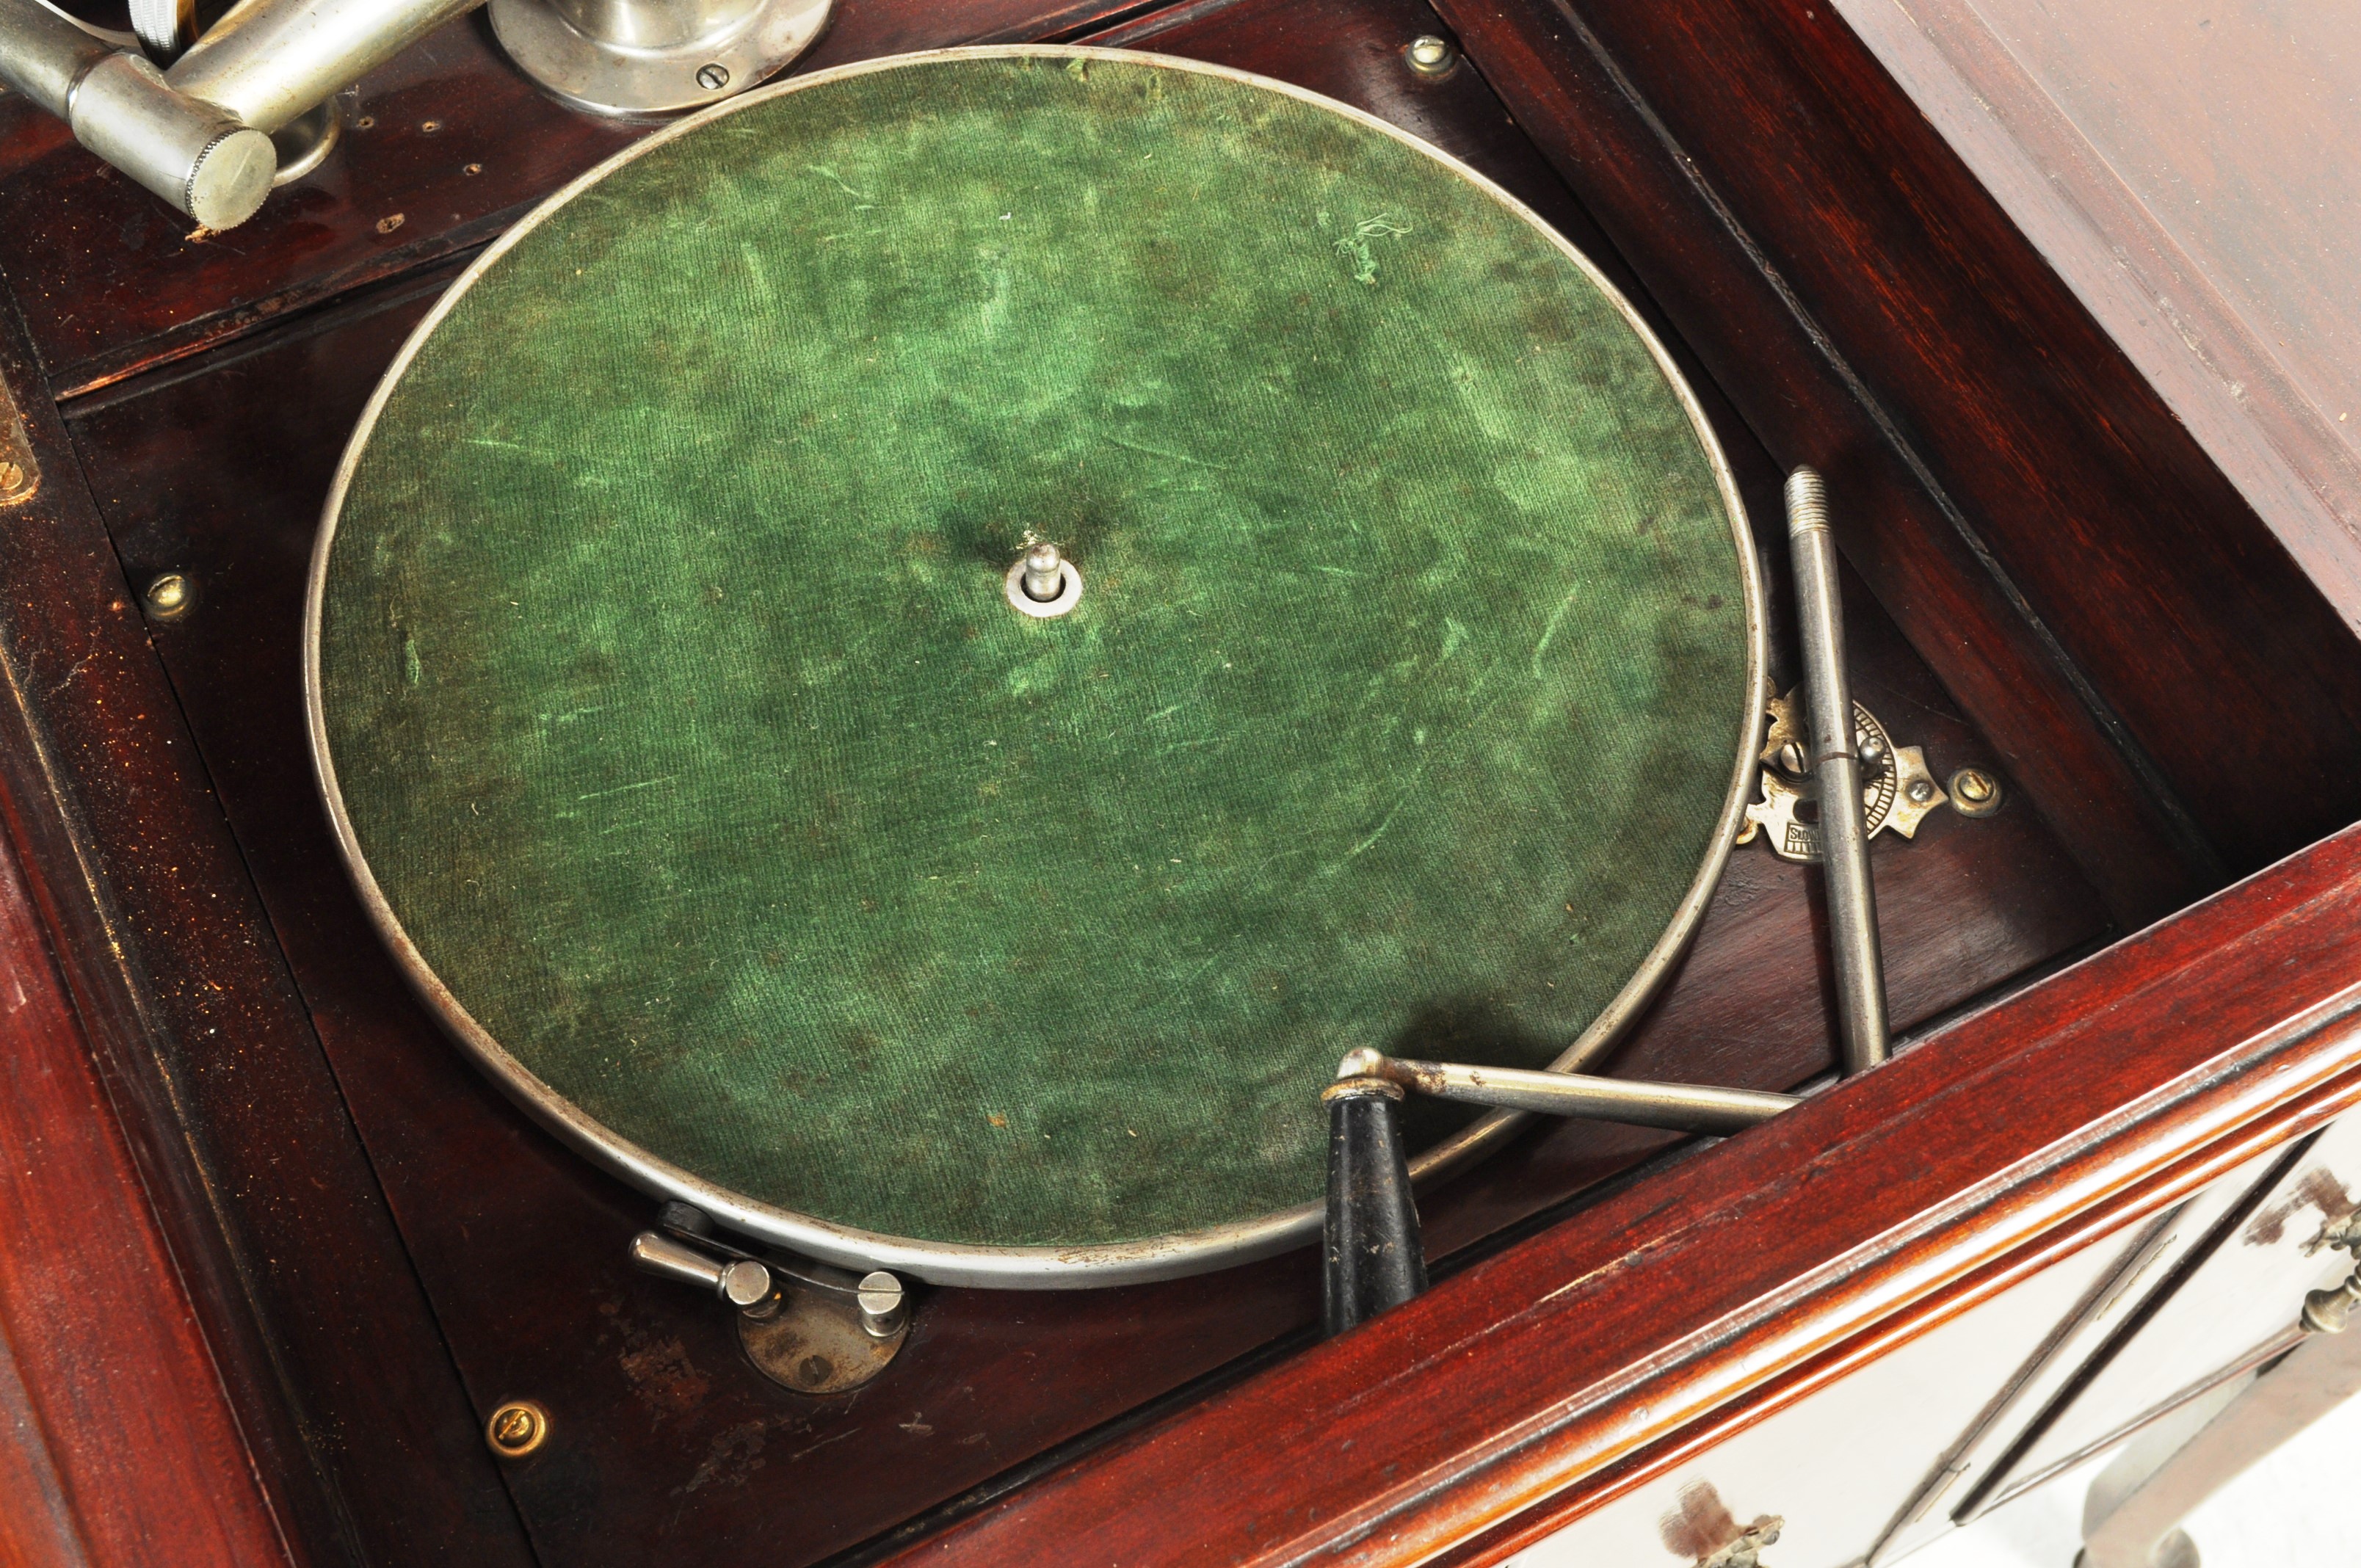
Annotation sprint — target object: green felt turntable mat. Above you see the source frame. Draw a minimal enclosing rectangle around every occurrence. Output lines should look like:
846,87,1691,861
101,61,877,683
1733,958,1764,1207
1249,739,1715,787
315,51,1751,1253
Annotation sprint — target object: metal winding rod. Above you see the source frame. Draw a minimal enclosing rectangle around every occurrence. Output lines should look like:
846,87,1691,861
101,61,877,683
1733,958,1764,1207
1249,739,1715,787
1786,465,1892,1073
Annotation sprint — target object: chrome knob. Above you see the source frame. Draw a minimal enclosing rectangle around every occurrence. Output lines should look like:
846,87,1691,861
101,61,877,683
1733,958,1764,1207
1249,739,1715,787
628,1230,774,1310
855,1270,906,1338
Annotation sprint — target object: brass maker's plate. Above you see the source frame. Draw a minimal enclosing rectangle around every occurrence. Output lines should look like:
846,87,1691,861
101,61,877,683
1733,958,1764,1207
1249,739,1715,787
307,48,1763,1286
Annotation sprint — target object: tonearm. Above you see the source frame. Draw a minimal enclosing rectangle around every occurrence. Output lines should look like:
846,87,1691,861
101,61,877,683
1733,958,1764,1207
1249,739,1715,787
0,0,830,230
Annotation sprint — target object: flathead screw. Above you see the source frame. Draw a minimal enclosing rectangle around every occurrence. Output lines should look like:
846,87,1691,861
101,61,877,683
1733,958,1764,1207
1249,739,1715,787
145,573,192,618
486,1400,550,1458
697,62,730,91
1948,767,2003,818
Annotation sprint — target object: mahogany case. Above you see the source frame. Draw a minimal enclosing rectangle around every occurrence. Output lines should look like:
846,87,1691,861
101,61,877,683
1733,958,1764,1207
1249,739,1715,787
0,1,2356,1564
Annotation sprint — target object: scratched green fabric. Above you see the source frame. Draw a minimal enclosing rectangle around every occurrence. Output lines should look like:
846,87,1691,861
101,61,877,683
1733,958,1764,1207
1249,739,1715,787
318,54,1749,1250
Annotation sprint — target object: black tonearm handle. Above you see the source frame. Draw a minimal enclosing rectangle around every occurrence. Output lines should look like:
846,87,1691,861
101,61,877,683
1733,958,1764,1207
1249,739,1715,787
1320,1050,1797,1335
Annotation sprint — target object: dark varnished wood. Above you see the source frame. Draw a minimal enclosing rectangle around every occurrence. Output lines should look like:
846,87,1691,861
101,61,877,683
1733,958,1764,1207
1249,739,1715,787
1432,0,2361,928
1837,0,2361,627
0,787,285,1567
32,1,2106,1561
0,278,534,1563
874,823,2361,1568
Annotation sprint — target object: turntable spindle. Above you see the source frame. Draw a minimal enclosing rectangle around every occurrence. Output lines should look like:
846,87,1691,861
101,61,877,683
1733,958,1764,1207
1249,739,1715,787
1022,543,1065,602
1004,540,1082,618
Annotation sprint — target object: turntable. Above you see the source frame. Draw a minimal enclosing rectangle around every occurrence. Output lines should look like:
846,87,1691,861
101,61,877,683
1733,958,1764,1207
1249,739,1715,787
4,3,2360,1567
307,47,1763,1296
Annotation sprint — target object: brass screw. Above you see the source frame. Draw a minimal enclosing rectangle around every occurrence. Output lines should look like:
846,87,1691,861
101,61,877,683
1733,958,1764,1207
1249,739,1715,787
0,459,26,498
1949,767,2003,818
145,573,192,618
1406,35,1457,76
485,1400,550,1459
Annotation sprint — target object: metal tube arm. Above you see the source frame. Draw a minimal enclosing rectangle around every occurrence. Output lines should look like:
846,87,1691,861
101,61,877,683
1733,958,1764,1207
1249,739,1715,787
1335,1048,1797,1136
0,0,485,228
0,0,277,227
165,0,485,133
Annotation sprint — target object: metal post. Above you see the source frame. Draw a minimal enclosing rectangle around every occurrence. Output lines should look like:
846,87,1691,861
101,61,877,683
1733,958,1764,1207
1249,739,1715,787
1787,466,1890,1072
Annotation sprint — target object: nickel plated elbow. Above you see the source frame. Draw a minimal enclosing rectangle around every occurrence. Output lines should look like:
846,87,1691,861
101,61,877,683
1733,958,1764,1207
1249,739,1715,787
0,0,482,229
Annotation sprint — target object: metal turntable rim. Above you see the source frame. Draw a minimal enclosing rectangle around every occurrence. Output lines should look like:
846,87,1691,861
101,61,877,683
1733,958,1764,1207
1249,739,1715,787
301,43,1768,1288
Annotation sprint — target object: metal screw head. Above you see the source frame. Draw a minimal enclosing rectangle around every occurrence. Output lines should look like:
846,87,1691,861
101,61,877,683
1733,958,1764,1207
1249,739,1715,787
697,62,731,91
1907,777,1934,804
145,573,192,618
1948,766,2003,818
1406,34,1457,75
0,460,26,497
485,1400,550,1458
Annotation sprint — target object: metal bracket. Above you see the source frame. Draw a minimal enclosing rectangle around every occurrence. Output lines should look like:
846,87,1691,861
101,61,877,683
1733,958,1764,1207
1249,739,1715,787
628,1203,910,1394
1736,688,1948,863
1700,1517,1784,1568
2299,1216,2361,1334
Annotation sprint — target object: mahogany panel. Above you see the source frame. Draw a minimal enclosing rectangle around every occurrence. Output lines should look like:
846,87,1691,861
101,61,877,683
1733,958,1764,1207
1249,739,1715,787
0,821,283,1567
48,7,2108,1563
1434,0,2361,921
874,822,2361,1568
0,280,533,1564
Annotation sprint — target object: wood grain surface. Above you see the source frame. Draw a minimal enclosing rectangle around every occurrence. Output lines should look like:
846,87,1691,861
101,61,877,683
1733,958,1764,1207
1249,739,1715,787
1434,0,2361,928
0,269,535,1562
0,788,285,1568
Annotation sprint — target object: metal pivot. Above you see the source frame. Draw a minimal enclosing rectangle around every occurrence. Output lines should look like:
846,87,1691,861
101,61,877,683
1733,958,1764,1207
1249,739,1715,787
488,0,833,116
628,1205,910,1393
0,0,482,228
1786,467,1890,1073
1322,1076,1426,1336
